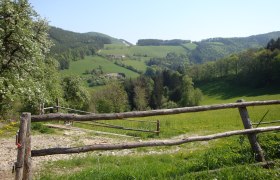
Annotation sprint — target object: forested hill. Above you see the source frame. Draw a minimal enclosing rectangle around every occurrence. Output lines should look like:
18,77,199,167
137,31,280,63
49,27,125,55
49,26,280,65
191,31,280,63
49,27,128,69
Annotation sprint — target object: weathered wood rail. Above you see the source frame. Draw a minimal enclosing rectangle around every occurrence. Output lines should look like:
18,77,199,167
31,100,280,122
31,126,280,157
15,100,280,179
41,100,160,134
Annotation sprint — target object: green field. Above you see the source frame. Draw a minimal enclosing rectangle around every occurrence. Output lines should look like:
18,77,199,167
36,80,280,179
121,59,148,72
61,56,139,79
182,42,197,50
100,44,188,58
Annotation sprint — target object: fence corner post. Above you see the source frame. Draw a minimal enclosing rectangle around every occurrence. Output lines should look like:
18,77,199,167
23,113,32,180
15,113,30,180
236,99,265,162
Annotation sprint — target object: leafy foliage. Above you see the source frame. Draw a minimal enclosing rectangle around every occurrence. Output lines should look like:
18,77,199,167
62,76,90,110
92,82,129,113
0,0,63,116
188,44,280,88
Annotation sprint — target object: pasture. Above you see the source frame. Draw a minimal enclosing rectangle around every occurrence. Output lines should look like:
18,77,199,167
33,80,280,179
61,56,139,79
100,44,189,58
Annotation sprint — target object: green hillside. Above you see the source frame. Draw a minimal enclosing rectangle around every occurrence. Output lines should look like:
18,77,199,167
49,26,111,54
85,32,125,45
49,27,280,73
190,31,280,63
97,44,190,73
61,56,139,78
100,44,188,58
135,31,280,63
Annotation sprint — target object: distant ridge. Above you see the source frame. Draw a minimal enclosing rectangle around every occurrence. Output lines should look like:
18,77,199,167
49,26,132,55
191,31,280,63
48,26,280,63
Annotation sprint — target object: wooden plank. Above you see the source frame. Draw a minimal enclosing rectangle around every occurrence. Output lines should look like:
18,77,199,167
237,99,265,162
15,113,29,180
31,100,280,122
31,126,280,157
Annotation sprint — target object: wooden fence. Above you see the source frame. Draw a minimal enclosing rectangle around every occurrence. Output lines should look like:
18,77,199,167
40,100,160,135
14,100,280,179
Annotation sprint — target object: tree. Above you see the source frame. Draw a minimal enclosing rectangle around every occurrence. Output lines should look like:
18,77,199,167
62,76,89,110
94,82,129,113
0,0,54,115
132,76,153,110
150,72,164,109
180,76,203,106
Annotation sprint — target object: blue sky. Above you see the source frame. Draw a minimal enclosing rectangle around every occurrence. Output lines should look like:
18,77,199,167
29,0,280,44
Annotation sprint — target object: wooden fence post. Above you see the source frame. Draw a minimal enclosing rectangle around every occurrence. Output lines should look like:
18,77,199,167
56,98,59,113
39,103,44,115
15,113,29,180
156,120,160,136
237,99,265,162
23,113,32,180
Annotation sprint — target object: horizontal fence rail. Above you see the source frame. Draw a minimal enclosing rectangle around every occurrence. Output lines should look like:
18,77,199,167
31,100,280,122
31,126,280,157
76,121,160,134
15,100,280,179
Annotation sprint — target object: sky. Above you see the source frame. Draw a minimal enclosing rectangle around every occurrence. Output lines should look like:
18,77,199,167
29,0,280,44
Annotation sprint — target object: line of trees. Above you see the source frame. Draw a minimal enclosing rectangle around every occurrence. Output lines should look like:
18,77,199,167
188,39,280,87
91,69,203,113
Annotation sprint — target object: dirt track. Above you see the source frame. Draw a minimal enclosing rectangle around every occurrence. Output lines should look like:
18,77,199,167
0,127,135,180
0,125,192,179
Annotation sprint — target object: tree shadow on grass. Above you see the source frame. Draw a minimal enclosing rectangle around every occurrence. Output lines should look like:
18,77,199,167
196,79,280,100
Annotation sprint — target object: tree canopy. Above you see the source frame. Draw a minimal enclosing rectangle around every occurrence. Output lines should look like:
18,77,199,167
0,0,62,116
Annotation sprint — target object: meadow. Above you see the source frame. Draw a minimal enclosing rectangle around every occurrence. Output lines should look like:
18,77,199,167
100,44,188,58
35,80,280,179
61,56,139,79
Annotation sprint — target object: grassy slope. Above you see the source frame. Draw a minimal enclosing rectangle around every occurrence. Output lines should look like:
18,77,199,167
37,80,280,179
182,42,197,50
100,44,188,58
61,56,139,79
121,59,147,72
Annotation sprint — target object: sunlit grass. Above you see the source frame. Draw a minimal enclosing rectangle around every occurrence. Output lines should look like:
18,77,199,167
36,80,280,179
100,44,188,58
61,56,139,79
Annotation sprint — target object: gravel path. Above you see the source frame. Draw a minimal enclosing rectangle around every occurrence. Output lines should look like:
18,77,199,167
0,125,198,179
0,128,136,180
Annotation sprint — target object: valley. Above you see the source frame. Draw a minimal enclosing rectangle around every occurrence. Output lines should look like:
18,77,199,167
1,1,280,178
